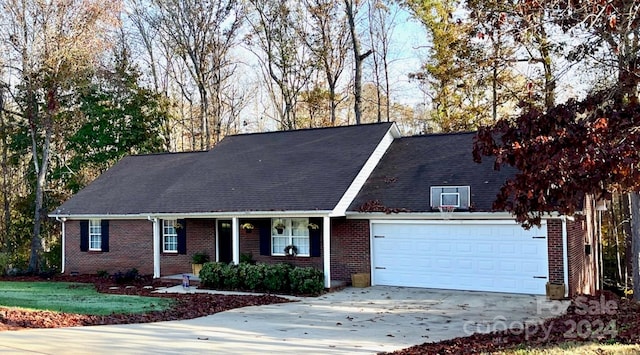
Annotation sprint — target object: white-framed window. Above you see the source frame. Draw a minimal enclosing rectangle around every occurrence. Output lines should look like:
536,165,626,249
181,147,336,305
89,219,102,251
163,219,178,253
271,218,310,256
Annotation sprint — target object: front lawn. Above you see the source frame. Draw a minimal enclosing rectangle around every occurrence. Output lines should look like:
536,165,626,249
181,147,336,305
0,281,173,315
0,276,291,331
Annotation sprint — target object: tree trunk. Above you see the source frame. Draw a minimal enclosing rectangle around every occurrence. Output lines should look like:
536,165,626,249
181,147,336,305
29,127,52,273
329,86,337,125
537,23,555,110
611,194,624,283
344,0,370,125
631,192,640,301
0,90,9,252
198,85,209,150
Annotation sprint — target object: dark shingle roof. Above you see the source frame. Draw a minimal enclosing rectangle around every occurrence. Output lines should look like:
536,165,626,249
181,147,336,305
53,123,395,215
349,132,517,212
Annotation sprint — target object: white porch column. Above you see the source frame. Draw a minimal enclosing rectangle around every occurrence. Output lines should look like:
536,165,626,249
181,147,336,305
153,218,160,278
60,218,67,273
323,216,331,288
232,217,240,264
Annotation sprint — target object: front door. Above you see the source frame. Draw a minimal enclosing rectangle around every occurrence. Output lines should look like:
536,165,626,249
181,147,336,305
217,220,232,263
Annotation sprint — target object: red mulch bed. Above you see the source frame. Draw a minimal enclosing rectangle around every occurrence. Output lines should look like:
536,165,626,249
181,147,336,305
384,291,640,354
0,274,291,331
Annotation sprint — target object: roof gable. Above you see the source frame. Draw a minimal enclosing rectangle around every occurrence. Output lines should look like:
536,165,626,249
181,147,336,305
53,123,396,216
349,132,517,213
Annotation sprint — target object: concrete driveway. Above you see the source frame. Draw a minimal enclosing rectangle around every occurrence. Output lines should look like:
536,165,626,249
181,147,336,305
0,286,567,354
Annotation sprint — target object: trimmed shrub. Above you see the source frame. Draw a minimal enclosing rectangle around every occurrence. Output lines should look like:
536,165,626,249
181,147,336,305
263,263,292,293
200,262,324,295
112,268,139,284
221,263,241,289
289,267,324,295
199,262,226,289
244,263,266,291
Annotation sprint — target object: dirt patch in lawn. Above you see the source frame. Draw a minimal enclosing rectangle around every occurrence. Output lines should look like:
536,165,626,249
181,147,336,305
384,291,640,355
0,274,291,331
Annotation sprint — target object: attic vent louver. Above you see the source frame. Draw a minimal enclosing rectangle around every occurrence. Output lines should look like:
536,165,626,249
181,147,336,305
430,186,470,210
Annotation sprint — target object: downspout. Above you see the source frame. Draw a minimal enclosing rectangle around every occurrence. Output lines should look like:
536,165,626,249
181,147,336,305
56,217,67,274
148,216,160,278
561,216,569,298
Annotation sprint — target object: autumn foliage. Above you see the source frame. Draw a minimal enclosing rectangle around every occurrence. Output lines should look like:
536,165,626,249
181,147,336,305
473,92,640,227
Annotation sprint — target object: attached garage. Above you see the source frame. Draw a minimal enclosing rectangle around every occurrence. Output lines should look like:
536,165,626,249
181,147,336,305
371,221,549,295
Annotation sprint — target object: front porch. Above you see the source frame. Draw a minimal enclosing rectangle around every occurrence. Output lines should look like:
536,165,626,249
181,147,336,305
154,216,333,288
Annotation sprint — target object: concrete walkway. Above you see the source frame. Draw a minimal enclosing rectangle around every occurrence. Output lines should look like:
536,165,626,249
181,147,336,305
0,286,568,354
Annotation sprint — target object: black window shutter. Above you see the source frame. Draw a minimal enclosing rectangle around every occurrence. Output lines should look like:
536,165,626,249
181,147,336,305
101,220,110,252
259,220,271,256
309,217,322,257
80,220,89,252
177,219,187,254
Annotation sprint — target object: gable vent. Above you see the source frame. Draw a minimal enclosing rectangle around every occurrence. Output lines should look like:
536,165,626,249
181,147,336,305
430,186,470,210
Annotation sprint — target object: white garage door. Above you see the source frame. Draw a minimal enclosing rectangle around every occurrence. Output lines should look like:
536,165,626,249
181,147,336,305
371,221,548,294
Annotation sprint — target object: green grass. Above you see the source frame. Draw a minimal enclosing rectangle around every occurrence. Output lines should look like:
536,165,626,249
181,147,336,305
0,282,174,315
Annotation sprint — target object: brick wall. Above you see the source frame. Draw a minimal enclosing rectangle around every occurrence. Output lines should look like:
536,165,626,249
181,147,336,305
567,210,597,296
65,218,216,276
241,218,323,269
547,219,564,285
65,219,154,275
329,219,370,282
65,217,370,283
160,219,216,275
545,216,598,297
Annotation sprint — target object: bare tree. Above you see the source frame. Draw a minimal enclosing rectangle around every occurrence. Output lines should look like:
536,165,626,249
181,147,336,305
151,0,244,148
246,0,317,130
366,0,397,123
303,0,349,126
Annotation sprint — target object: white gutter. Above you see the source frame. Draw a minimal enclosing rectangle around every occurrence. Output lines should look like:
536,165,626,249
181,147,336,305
561,216,569,298
346,211,566,220
347,211,516,220
49,210,332,220
329,123,400,217
367,218,547,226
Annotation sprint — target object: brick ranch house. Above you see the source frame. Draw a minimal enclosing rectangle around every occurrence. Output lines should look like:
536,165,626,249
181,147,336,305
50,123,599,297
